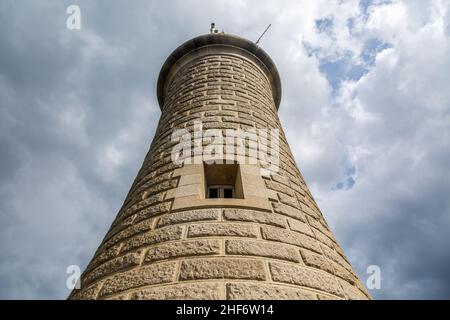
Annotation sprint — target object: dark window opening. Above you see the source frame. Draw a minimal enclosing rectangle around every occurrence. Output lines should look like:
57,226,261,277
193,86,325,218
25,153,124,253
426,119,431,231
204,162,243,199
208,187,219,199
223,188,234,199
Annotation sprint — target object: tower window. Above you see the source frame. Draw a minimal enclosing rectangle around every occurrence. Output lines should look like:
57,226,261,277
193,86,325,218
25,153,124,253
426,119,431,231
223,187,234,199
204,162,243,199
208,187,219,199
208,185,235,199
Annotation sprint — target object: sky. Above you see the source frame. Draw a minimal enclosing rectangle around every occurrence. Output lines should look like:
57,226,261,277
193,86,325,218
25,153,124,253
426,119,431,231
0,0,449,300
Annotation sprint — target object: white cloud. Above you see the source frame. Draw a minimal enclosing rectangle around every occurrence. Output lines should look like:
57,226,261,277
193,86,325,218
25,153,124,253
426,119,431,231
298,0,450,298
1,0,449,299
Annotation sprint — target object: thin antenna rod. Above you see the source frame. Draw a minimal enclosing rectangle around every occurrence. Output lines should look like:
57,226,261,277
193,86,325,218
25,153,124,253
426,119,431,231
256,24,272,45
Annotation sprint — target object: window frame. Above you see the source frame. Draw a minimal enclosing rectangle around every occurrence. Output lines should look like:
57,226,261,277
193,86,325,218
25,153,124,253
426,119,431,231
207,185,235,199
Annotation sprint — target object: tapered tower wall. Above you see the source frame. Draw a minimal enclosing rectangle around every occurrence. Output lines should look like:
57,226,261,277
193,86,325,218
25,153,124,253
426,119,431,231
69,34,370,300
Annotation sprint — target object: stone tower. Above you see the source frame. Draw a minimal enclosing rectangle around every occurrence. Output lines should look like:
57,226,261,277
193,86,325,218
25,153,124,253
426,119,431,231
70,33,370,300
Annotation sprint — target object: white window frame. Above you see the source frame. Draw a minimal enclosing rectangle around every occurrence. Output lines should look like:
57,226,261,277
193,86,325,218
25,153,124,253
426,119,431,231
207,185,235,199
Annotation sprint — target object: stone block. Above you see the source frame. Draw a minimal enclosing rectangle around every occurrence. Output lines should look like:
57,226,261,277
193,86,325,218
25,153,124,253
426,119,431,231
261,225,321,253
188,223,258,238
157,209,220,228
226,239,300,262
98,262,177,298
145,239,220,263
179,258,266,281
269,262,344,297
227,283,317,300
223,208,286,228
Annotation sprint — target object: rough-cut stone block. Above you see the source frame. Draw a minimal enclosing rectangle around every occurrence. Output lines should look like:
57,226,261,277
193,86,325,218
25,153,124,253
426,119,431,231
223,209,286,228
121,225,183,253
98,262,177,298
87,243,122,271
145,239,220,263
290,180,306,197
124,193,164,217
179,258,266,281
301,203,320,219
278,193,298,208
311,219,337,243
157,209,220,228
69,281,103,300
261,225,321,253
269,262,344,297
320,244,353,272
103,218,153,249
305,215,323,230
106,214,137,240
339,279,371,300
227,283,317,300
301,249,357,285
133,172,173,195
272,202,305,222
105,294,131,300
135,202,171,220
265,180,294,197
143,179,178,197
312,228,336,248
84,251,143,285
131,283,224,300
287,219,314,237
317,294,344,300
226,239,300,262
188,223,258,238
300,249,334,273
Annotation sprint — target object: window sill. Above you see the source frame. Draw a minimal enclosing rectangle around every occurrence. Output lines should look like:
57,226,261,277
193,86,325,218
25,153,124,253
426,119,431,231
167,163,272,213
170,196,272,212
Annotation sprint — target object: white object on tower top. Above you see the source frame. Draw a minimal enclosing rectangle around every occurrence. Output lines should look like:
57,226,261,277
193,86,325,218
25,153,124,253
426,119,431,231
210,22,219,34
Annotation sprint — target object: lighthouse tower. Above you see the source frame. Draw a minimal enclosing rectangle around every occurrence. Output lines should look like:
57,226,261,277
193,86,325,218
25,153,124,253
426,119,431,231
70,32,370,300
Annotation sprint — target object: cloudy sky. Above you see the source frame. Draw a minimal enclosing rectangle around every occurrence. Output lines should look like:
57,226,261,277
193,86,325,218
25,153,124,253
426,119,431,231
1,0,449,300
